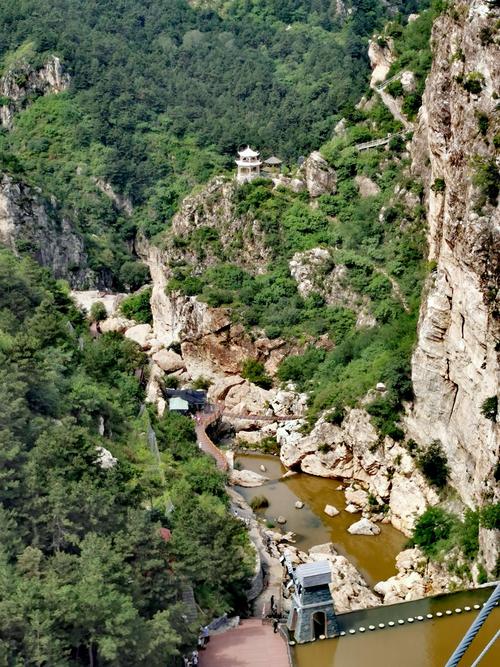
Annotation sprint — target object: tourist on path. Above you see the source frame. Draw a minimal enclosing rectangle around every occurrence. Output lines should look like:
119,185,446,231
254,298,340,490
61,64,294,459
273,618,279,634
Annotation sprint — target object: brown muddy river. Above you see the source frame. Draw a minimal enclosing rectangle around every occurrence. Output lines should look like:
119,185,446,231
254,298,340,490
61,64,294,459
294,588,499,667
235,454,499,667
235,453,405,585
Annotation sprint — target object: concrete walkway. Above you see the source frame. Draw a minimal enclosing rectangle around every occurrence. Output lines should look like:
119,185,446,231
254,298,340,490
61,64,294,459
199,619,290,667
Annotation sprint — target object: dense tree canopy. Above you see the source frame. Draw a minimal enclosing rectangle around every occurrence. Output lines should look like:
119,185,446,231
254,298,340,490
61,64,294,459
0,0,424,281
0,250,252,665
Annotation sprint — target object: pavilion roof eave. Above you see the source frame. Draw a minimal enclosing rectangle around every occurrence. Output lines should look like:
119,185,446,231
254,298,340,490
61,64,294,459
239,146,260,158
235,159,262,167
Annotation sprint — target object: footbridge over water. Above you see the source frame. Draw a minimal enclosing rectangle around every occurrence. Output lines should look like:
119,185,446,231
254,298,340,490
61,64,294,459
193,401,303,472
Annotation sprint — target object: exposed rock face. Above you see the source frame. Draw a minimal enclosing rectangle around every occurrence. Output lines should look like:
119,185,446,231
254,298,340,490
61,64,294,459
0,174,93,286
375,547,472,604
1,55,70,128
355,175,380,198
405,0,499,572
278,409,438,535
298,151,337,198
167,176,270,273
92,178,133,216
368,38,394,87
288,247,376,328
95,446,118,470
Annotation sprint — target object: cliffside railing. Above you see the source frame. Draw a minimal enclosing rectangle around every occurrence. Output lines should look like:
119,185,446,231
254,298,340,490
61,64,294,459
355,133,402,151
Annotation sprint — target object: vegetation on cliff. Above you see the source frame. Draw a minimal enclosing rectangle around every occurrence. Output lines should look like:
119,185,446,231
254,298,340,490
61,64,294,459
0,0,426,285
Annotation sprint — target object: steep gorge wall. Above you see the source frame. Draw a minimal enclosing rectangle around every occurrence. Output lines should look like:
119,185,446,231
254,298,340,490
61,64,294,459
406,1,499,519
0,173,93,286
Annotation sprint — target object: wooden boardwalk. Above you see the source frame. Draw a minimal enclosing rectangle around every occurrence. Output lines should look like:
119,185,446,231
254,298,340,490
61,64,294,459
199,619,290,667
195,408,228,471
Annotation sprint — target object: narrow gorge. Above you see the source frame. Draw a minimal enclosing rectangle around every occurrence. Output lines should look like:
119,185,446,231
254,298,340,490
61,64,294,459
0,1,498,666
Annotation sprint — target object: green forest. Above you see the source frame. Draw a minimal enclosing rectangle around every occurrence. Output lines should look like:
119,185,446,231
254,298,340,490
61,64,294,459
0,0,427,282
0,249,253,664
0,0,448,664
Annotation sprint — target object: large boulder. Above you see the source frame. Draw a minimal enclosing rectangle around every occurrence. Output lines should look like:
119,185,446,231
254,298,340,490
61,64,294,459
124,323,153,349
229,469,269,487
100,316,135,333
298,151,337,197
324,504,339,517
347,518,381,536
152,348,186,373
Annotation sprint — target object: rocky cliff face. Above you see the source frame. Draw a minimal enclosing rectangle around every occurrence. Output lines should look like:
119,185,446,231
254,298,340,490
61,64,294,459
278,408,438,536
1,55,70,128
0,174,94,286
406,0,499,515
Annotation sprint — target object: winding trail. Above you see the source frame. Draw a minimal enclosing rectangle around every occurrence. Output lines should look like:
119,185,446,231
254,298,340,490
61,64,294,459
194,407,228,471
194,404,303,472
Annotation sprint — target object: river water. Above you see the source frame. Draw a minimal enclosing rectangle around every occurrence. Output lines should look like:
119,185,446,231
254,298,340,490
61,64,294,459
294,587,499,667
235,453,405,584
235,453,499,666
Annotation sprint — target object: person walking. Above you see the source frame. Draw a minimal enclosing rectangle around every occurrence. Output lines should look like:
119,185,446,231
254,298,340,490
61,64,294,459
273,618,279,634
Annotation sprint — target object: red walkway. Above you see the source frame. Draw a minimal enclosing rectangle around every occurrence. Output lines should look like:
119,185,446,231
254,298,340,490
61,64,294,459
199,619,290,667
194,408,228,471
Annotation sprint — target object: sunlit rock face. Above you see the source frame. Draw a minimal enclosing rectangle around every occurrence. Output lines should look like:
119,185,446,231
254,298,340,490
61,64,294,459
406,0,499,571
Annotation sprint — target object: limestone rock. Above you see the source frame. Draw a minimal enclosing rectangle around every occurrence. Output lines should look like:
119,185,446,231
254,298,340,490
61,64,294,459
355,175,380,198
324,504,339,517
124,324,153,349
236,431,264,446
368,38,394,87
277,515,287,525
298,151,337,197
345,503,360,514
295,501,304,509
345,487,369,511
347,518,381,536
229,469,268,487
1,55,70,128
401,70,416,93
375,547,469,604
95,446,118,470
406,0,499,574
289,248,374,326
99,316,135,333
152,348,186,373
0,174,94,287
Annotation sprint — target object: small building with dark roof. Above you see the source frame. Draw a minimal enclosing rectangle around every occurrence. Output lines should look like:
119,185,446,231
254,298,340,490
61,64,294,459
165,389,207,414
263,156,283,173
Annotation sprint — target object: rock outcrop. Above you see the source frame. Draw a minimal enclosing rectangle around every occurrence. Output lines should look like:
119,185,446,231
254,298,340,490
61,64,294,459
1,55,70,128
374,547,472,604
288,247,376,328
368,38,394,87
165,176,270,274
0,174,93,286
297,151,337,198
278,409,439,535
405,0,499,573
